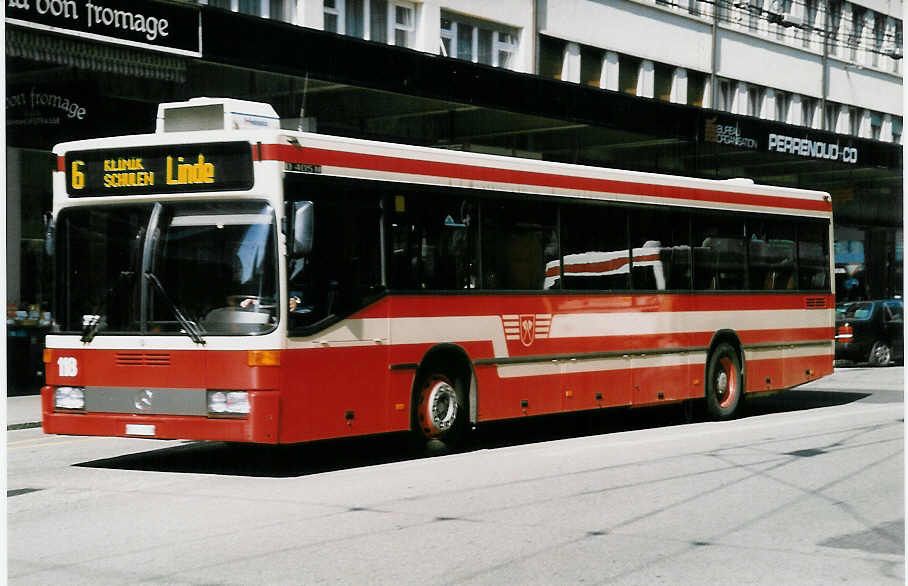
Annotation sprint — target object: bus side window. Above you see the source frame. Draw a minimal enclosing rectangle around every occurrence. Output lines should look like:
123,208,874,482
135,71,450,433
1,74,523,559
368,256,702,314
798,221,830,290
748,218,795,291
481,199,558,291
389,193,478,291
629,207,690,291
692,213,746,291
560,204,630,291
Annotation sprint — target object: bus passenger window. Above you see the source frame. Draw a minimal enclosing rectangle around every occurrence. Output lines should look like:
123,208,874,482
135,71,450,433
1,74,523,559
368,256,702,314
693,214,746,290
560,204,629,290
798,222,830,290
748,219,795,290
481,200,558,290
629,208,691,291
389,193,478,291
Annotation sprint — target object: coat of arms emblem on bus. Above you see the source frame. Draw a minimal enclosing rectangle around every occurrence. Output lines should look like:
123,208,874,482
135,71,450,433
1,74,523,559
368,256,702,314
502,314,552,347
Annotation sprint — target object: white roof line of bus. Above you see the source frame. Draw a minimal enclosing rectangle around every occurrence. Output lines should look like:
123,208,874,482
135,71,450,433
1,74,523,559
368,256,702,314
54,128,831,201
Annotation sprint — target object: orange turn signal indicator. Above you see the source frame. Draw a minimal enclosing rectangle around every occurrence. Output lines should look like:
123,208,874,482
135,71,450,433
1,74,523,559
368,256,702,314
247,350,280,367
43,349,53,363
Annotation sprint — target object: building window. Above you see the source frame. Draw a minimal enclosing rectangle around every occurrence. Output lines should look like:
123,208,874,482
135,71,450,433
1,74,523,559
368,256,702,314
828,2,842,57
747,86,763,117
802,0,817,48
801,97,816,128
202,0,294,21
775,91,790,122
717,78,734,112
871,112,882,140
894,22,903,73
324,0,415,47
848,107,860,135
746,0,763,32
580,46,605,87
539,36,566,80
654,63,673,102
440,12,518,68
849,7,866,61
872,15,885,67
687,70,707,107
619,55,643,96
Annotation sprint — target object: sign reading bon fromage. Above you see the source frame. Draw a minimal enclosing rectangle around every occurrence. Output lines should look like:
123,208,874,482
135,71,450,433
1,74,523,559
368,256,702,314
7,0,200,56
65,142,254,197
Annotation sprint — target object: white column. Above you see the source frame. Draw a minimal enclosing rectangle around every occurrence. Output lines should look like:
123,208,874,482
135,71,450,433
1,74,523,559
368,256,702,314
835,105,850,134
880,113,894,142
857,110,873,137
600,52,619,91
561,42,581,83
787,94,803,125
760,88,776,119
732,82,748,115
702,77,713,109
884,17,900,74
839,3,852,60
860,10,875,66
294,0,325,28
670,68,687,103
636,60,654,98
413,1,440,54
811,100,823,129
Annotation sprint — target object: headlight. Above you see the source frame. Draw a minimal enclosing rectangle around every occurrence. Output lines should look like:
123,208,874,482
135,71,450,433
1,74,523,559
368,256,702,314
207,390,250,416
54,386,85,410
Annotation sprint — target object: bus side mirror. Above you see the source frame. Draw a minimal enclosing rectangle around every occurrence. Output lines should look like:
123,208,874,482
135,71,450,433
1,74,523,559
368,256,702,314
290,201,314,258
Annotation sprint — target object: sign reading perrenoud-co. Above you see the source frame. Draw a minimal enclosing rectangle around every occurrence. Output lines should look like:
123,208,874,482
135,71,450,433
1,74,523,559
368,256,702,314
6,0,201,56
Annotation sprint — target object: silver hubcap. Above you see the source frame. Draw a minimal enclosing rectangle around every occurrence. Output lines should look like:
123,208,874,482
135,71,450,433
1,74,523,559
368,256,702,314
873,344,891,364
716,371,728,396
429,382,457,432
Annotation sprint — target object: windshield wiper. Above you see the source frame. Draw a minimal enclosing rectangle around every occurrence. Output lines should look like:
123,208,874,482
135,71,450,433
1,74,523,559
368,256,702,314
81,270,136,343
144,272,206,345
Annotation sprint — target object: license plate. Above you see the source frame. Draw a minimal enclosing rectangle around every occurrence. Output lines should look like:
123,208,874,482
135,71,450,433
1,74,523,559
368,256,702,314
125,424,156,436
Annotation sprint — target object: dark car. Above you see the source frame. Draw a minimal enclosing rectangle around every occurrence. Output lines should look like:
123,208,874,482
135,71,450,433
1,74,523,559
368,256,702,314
835,300,903,366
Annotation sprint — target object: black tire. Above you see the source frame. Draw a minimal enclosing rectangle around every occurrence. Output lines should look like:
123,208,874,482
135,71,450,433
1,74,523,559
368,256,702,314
413,372,468,448
705,343,743,420
868,341,892,367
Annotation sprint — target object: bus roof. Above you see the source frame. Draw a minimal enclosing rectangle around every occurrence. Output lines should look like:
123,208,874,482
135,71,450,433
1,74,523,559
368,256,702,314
53,99,831,217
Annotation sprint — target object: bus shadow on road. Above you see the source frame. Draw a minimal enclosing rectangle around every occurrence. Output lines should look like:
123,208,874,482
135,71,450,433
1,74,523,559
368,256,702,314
74,388,872,478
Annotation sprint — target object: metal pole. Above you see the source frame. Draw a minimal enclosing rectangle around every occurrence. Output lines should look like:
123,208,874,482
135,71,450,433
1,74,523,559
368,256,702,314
821,1,829,130
710,0,720,108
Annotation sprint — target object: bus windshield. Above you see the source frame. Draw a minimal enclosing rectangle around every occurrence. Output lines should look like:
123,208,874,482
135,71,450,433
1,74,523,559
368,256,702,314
53,200,278,337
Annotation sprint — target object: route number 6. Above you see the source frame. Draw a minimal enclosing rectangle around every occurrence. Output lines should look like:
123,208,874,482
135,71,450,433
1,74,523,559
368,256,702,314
57,356,78,377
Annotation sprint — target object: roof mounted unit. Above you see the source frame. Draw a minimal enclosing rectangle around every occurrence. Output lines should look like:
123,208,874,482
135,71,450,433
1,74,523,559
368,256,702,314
156,97,280,133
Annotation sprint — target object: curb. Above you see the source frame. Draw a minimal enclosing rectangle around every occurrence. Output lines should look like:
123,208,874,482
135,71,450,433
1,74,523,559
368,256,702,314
8,422,42,431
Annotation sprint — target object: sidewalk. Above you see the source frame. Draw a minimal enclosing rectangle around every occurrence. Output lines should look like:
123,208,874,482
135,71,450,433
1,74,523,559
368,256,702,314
7,367,903,430
6,393,42,429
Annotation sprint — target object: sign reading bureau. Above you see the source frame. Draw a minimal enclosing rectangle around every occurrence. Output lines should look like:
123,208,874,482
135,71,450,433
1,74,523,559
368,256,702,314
65,142,255,197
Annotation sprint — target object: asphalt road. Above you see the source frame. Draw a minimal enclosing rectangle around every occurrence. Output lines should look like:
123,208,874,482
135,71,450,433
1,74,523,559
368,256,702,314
7,367,904,585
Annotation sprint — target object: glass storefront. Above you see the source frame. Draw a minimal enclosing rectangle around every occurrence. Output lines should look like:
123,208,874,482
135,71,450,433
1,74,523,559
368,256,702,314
6,11,902,392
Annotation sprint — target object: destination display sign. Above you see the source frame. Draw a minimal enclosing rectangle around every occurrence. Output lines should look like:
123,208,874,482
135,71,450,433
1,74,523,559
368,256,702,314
64,141,254,197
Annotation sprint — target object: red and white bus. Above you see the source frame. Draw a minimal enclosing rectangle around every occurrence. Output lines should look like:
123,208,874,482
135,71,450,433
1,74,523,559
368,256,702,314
42,97,835,446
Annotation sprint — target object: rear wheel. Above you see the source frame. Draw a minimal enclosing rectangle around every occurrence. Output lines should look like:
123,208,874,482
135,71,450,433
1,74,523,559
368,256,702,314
414,373,468,447
705,343,743,420
868,341,892,366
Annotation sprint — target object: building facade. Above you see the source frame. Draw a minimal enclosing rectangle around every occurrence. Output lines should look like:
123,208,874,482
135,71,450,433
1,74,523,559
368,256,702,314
6,0,903,391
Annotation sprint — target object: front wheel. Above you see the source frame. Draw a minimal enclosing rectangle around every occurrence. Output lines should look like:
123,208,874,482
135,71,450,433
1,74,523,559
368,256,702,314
414,373,468,447
705,343,743,420
868,341,892,366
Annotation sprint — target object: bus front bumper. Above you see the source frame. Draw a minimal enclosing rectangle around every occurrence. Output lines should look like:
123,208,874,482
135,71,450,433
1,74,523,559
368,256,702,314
40,386,280,444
